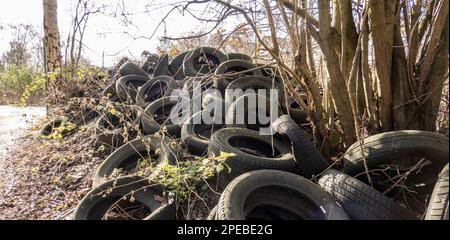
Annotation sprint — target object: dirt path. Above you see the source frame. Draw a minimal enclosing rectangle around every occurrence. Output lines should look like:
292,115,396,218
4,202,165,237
0,111,107,220
0,105,49,219
0,105,46,160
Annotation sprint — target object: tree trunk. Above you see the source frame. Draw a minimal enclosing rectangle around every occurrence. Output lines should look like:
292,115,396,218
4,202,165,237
391,2,411,130
417,17,449,131
369,0,395,131
318,0,356,146
43,0,61,73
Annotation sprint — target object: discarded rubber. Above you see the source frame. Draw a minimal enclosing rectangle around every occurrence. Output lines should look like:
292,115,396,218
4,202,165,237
216,170,350,220
141,97,184,137
226,52,252,62
115,75,150,102
272,115,330,179
318,169,418,220
208,128,296,185
342,130,449,213
183,47,226,76
181,110,225,156
119,62,148,77
135,75,178,107
92,135,177,187
73,176,166,220
425,164,449,220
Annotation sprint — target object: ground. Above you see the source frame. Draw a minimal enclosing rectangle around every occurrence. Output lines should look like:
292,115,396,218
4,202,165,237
0,119,105,220
0,116,219,220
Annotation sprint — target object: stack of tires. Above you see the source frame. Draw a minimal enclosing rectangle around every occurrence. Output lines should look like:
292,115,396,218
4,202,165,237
66,47,448,220
207,115,448,220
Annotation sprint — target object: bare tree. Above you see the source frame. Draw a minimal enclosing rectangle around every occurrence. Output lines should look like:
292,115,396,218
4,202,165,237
155,0,448,150
64,0,104,68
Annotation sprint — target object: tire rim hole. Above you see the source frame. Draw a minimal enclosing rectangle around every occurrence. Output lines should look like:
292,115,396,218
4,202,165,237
228,136,281,158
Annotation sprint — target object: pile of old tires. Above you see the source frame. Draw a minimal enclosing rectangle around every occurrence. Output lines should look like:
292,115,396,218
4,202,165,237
67,47,448,220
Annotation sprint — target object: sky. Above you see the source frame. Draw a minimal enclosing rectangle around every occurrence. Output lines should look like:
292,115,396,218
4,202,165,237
0,0,222,67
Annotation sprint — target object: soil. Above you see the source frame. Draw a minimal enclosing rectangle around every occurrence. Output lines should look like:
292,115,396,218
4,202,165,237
0,119,108,220
0,114,221,220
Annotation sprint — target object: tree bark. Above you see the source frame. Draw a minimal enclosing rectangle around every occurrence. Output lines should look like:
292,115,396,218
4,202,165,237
417,17,449,131
392,2,411,130
318,0,356,146
43,0,62,73
369,0,395,131
338,0,358,80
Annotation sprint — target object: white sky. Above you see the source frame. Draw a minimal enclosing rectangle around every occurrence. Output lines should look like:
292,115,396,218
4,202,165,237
0,0,222,67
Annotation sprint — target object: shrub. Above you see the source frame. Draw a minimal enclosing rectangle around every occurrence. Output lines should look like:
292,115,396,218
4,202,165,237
0,65,38,93
0,65,45,105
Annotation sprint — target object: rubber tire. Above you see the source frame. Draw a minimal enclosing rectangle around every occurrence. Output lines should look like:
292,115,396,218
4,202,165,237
208,128,296,181
425,163,449,220
141,97,183,137
216,170,350,220
272,115,330,179
94,130,124,150
119,62,148,77
342,130,449,213
73,176,165,220
152,54,170,77
115,57,130,70
135,75,178,108
342,130,449,175
225,93,282,131
141,53,159,74
115,75,150,102
214,60,262,92
286,96,308,124
207,205,218,220
169,51,190,80
95,106,142,134
225,75,285,105
102,82,121,102
226,53,252,62
183,47,226,76
144,203,177,220
182,76,215,98
257,64,283,86
181,110,225,156
92,135,177,187
73,109,98,126
318,169,418,220
40,117,69,136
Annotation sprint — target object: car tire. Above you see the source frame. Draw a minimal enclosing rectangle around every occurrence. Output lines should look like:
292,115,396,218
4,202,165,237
208,128,296,184
286,96,308,124
342,130,449,213
141,97,185,137
168,51,190,80
226,53,252,62
73,176,166,220
272,115,330,179
183,47,226,76
216,170,350,220
40,117,69,136
181,110,225,156
214,60,262,93
425,164,449,220
135,75,178,108
318,169,418,220
119,62,148,77
153,54,170,77
92,135,177,187
115,75,150,102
